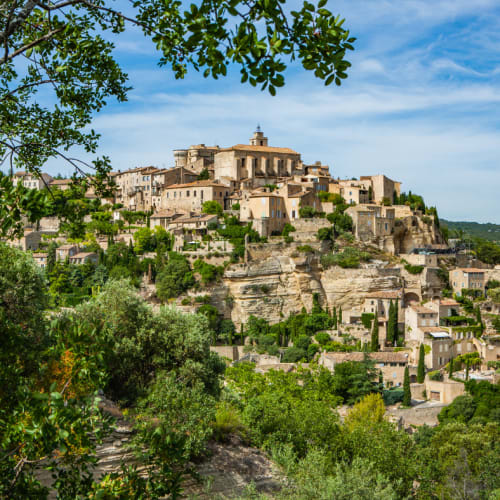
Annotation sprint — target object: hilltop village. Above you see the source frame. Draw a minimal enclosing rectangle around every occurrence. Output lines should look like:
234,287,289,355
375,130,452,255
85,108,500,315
7,128,500,403
8,127,500,406
4,127,500,498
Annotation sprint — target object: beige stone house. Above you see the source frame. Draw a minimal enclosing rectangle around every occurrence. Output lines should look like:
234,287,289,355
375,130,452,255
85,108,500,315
338,180,370,205
240,188,287,236
319,351,409,387
450,268,486,296
345,204,395,241
405,305,454,370
57,244,79,261
49,178,72,191
13,171,53,190
161,180,230,212
32,252,48,268
150,166,198,209
167,213,218,233
150,209,188,229
359,174,401,204
69,252,98,265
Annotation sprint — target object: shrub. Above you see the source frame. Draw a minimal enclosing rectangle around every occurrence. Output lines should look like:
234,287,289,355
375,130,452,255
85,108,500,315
294,335,311,351
232,202,240,210
212,402,245,442
181,297,191,305
315,332,331,345
282,346,307,363
321,247,371,269
404,264,424,274
428,370,443,381
299,206,316,218
282,223,296,237
298,245,314,253
202,200,223,216
317,226,333,241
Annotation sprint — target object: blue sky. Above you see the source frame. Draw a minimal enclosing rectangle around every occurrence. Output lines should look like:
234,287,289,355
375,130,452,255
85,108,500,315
52,0,500,222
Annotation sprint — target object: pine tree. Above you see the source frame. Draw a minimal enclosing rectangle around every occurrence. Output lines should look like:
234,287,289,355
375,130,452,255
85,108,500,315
371,314,379,352
333,307,338,329
417,344,426,383
402,366,411,406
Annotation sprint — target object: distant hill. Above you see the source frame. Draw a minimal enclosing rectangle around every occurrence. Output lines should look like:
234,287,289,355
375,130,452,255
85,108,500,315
441,219,500,242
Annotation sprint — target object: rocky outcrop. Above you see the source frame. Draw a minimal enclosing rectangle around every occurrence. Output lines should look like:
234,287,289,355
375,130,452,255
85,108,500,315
221,255,403,325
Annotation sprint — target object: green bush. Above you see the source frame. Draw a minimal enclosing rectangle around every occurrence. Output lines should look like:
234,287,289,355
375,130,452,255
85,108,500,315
321,247,371,269
383,388,404,405
212,402,246,442
282,346,307,363
428,370,443,381
202,200,223,216
404,264,424,274
297,244,314,253
299,206,316,218
315,332,331,345
181,297,191,305
232,202,240,210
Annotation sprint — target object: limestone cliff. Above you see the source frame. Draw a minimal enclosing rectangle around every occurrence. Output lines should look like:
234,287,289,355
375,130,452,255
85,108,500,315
219,255,403,325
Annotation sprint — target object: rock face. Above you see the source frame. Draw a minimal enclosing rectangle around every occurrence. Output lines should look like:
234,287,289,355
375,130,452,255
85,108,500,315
220,255,403,326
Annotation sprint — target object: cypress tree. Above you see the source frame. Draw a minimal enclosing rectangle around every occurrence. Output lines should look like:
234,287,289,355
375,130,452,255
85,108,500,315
448,356,454,378
417,344,426,383
402,366,411,406
338,307,343,325
240,323,244,345
465,361,470,381
371,314,379,352
394,298,399,345
333,307,337,329
387,300,395,345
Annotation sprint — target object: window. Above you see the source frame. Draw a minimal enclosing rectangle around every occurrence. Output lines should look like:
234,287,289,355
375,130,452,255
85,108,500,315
187,190,190,197
174,192,177,198
271,210,274,217
167,192,169,198
194,190,197,197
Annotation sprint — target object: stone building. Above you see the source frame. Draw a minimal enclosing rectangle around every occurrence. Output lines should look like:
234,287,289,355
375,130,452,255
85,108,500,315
345,204,395,241
359,174,401,204
449,268,486,296
161,180,230,212
173,144,220,173
319,351,409,388
69,252,98,265
405,305,454,370
338,180,370,205
213,128,302,186
13,171,53,190
240,188,287,236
